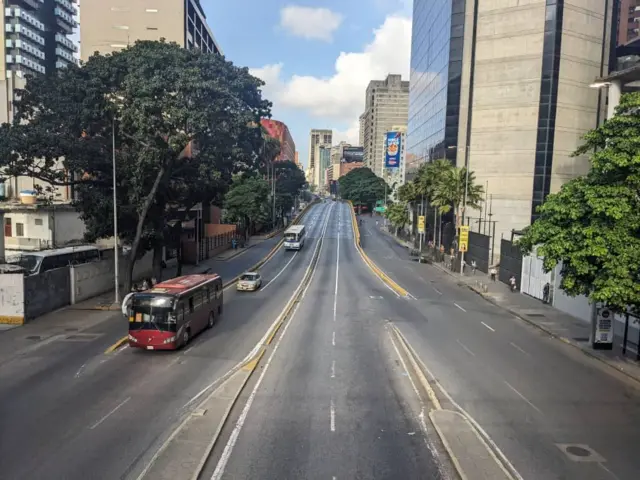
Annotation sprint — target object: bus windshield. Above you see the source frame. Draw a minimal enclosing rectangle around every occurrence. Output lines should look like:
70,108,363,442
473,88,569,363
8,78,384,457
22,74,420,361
13,255,41,275
284,233,298,241
128,294,176,332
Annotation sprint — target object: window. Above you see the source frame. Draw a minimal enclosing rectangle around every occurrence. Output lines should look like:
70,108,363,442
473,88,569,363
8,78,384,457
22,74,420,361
145,9,159,13
34,218,43,226
113,25,129,30
16,222,24,237
188,297,194,314
4,217,12,237
146,27,158,30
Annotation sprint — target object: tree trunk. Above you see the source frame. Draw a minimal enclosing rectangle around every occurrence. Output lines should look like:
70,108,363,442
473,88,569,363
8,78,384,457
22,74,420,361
176,239,183,277
125,165,166,292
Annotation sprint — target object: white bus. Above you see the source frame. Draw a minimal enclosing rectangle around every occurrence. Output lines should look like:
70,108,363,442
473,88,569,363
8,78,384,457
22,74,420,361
12,245,101,275
284,225,305,250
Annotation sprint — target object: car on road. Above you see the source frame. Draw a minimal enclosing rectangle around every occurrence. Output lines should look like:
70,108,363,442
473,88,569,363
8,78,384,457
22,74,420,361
237,272,262,292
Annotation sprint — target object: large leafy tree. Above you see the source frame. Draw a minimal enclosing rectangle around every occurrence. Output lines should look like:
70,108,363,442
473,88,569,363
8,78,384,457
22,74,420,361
432,165,484,225
519,92,640,313
338,167,389,211
274,160,306,224
224,174,271,236
0,40,270,290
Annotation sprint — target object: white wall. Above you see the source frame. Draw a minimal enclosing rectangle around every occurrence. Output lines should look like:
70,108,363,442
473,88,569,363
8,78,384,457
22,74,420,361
53,210,86,245
521,251,552,300
4,208,86,250
70,251,153,304
0,273,25,325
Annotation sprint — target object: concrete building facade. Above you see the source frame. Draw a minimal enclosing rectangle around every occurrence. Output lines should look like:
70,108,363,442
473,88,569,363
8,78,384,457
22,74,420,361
260,119,296,162
308,129,332,188
360,74,409,178
408,0,614,250
80,0,221,61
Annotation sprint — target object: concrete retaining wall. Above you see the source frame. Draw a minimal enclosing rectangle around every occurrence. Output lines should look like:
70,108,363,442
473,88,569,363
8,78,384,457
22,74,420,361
70,252,153,304
0,274,25,325
24,267,71,320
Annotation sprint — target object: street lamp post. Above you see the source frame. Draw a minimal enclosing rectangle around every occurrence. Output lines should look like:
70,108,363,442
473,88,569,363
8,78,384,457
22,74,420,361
112,117,120,304
460,145,470,274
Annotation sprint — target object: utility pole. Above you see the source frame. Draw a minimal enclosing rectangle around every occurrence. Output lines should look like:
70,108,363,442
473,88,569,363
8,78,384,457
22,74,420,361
112,117,120,304
460,145,470,274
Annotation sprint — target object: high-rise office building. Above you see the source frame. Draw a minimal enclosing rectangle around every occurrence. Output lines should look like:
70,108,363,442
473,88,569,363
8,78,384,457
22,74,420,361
618,0,640,45
80,0,221,61
0,0,79,199
358,113,365,147
407,0,614,249
308,129,332,188
360,74,409,178
313,143,331,192
0,0,78,122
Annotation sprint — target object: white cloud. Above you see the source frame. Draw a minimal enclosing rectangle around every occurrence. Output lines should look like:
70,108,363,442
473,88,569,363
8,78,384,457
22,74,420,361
333,119,360,146
279,5,343,42
253,14,411,122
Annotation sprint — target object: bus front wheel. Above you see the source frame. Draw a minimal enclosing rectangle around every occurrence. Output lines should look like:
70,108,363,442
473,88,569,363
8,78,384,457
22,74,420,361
182,329,190,347
208,311,215,329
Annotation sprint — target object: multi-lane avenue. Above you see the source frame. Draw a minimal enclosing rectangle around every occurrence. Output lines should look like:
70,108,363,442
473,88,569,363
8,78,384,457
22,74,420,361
2,201,640,480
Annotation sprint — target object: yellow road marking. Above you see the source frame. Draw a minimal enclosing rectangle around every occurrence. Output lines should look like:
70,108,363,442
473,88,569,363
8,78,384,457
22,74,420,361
105,335,128,354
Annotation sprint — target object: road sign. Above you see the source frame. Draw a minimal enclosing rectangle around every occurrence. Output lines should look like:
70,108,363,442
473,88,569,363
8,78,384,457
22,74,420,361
459,240,468,252
418,215,425,234
459,225,469,252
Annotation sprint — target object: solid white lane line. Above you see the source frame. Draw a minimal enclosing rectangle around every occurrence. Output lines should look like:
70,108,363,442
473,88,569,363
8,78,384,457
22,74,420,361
481,321,495,332
456,339,475,357
332,331,336,346
454,302,467,312
433,287,442,295
330,398,336,432
333,223,340,322
90,397,131,430
261,251,299,291
331,360,335,378
504,381,543,414
509,342,529,356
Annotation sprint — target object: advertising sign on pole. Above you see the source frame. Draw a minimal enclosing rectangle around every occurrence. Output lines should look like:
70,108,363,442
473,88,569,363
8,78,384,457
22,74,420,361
418,215,425,234
593,306,614,349
459,225,469,252
385,132,401,168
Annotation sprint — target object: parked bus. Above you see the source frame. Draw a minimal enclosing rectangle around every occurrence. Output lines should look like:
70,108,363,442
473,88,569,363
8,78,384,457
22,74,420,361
12,245,101,275
127,274,223,350
283,225,305,250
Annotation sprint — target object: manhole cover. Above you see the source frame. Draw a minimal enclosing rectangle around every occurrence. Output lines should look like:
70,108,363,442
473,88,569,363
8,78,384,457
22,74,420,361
65,327,78,332
26,335,42,340
566,446,590,457
573,337,590,342
527,313,545,317
556,444,605,463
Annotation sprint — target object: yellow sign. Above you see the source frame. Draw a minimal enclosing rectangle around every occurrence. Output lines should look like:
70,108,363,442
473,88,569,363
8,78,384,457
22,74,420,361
418,216,426,234
459,240,468,252
459,225,469,242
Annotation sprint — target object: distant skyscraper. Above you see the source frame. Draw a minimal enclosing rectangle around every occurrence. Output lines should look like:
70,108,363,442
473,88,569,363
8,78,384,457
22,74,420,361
360,74,409,178
308,129,332,188
260,119,296,162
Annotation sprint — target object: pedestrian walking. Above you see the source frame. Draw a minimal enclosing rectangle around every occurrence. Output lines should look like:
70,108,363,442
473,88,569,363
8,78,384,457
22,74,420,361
543,282,550,304
490,267,497,282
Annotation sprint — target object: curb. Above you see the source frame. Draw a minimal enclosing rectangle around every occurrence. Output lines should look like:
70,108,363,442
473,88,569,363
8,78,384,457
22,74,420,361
105,335,128,353
216,243,258,262
346,201,409,297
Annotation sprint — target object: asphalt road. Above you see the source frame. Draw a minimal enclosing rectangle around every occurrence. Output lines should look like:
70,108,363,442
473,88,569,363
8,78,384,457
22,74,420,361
360,215,640,480
211,202,447,480
0,202,332,480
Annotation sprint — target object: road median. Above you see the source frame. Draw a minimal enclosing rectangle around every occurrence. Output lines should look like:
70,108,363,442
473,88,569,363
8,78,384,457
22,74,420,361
346,201,409,297
390,323,520,480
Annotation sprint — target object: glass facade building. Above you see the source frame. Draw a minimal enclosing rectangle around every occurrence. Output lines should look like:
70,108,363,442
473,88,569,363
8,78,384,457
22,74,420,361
406,0,466,175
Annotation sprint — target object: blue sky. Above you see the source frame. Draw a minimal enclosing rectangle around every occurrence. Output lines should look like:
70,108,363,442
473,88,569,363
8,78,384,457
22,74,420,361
202,0,412,168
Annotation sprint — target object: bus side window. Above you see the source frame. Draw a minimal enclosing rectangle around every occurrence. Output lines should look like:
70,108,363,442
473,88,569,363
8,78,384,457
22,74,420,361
188,297,194,314
206,286,211,304
177,302,185,321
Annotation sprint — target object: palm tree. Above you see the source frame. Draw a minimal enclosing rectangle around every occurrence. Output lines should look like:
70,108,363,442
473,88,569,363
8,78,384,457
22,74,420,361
432,166,484,228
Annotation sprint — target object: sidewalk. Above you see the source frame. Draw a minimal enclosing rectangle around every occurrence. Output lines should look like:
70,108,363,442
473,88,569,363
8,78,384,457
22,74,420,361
214,233,274,261
380,227,640,384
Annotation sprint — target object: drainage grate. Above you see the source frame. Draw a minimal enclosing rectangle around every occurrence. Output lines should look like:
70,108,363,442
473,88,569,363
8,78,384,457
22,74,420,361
573,337,590,342
65,327,78,332
25,335,42,341
556,444,605,463
527,313,545,317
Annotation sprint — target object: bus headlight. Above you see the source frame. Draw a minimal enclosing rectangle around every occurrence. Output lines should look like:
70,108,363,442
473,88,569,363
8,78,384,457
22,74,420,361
163,336,176,344
128,334,138,342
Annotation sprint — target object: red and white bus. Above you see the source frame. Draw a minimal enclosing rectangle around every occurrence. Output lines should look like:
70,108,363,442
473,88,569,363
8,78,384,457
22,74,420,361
127,274,223,350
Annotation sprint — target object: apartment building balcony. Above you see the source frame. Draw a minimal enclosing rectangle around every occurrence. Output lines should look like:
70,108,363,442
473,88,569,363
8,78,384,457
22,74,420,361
54,0,77,17
6,23,45,46
55,32,77,52
5,53,45,74
54,7,76,34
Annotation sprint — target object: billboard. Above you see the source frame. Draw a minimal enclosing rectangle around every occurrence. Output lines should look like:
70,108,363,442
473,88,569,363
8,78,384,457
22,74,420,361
342,146,364,163
385,132,401,168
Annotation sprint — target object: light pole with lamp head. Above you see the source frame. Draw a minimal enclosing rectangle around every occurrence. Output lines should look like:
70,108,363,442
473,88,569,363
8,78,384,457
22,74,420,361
112,116,120,304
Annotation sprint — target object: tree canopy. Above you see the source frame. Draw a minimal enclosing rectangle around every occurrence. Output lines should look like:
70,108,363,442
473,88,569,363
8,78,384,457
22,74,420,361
385,202,409,233
338,167,388,210
519,92,640,313
0,40,271,288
